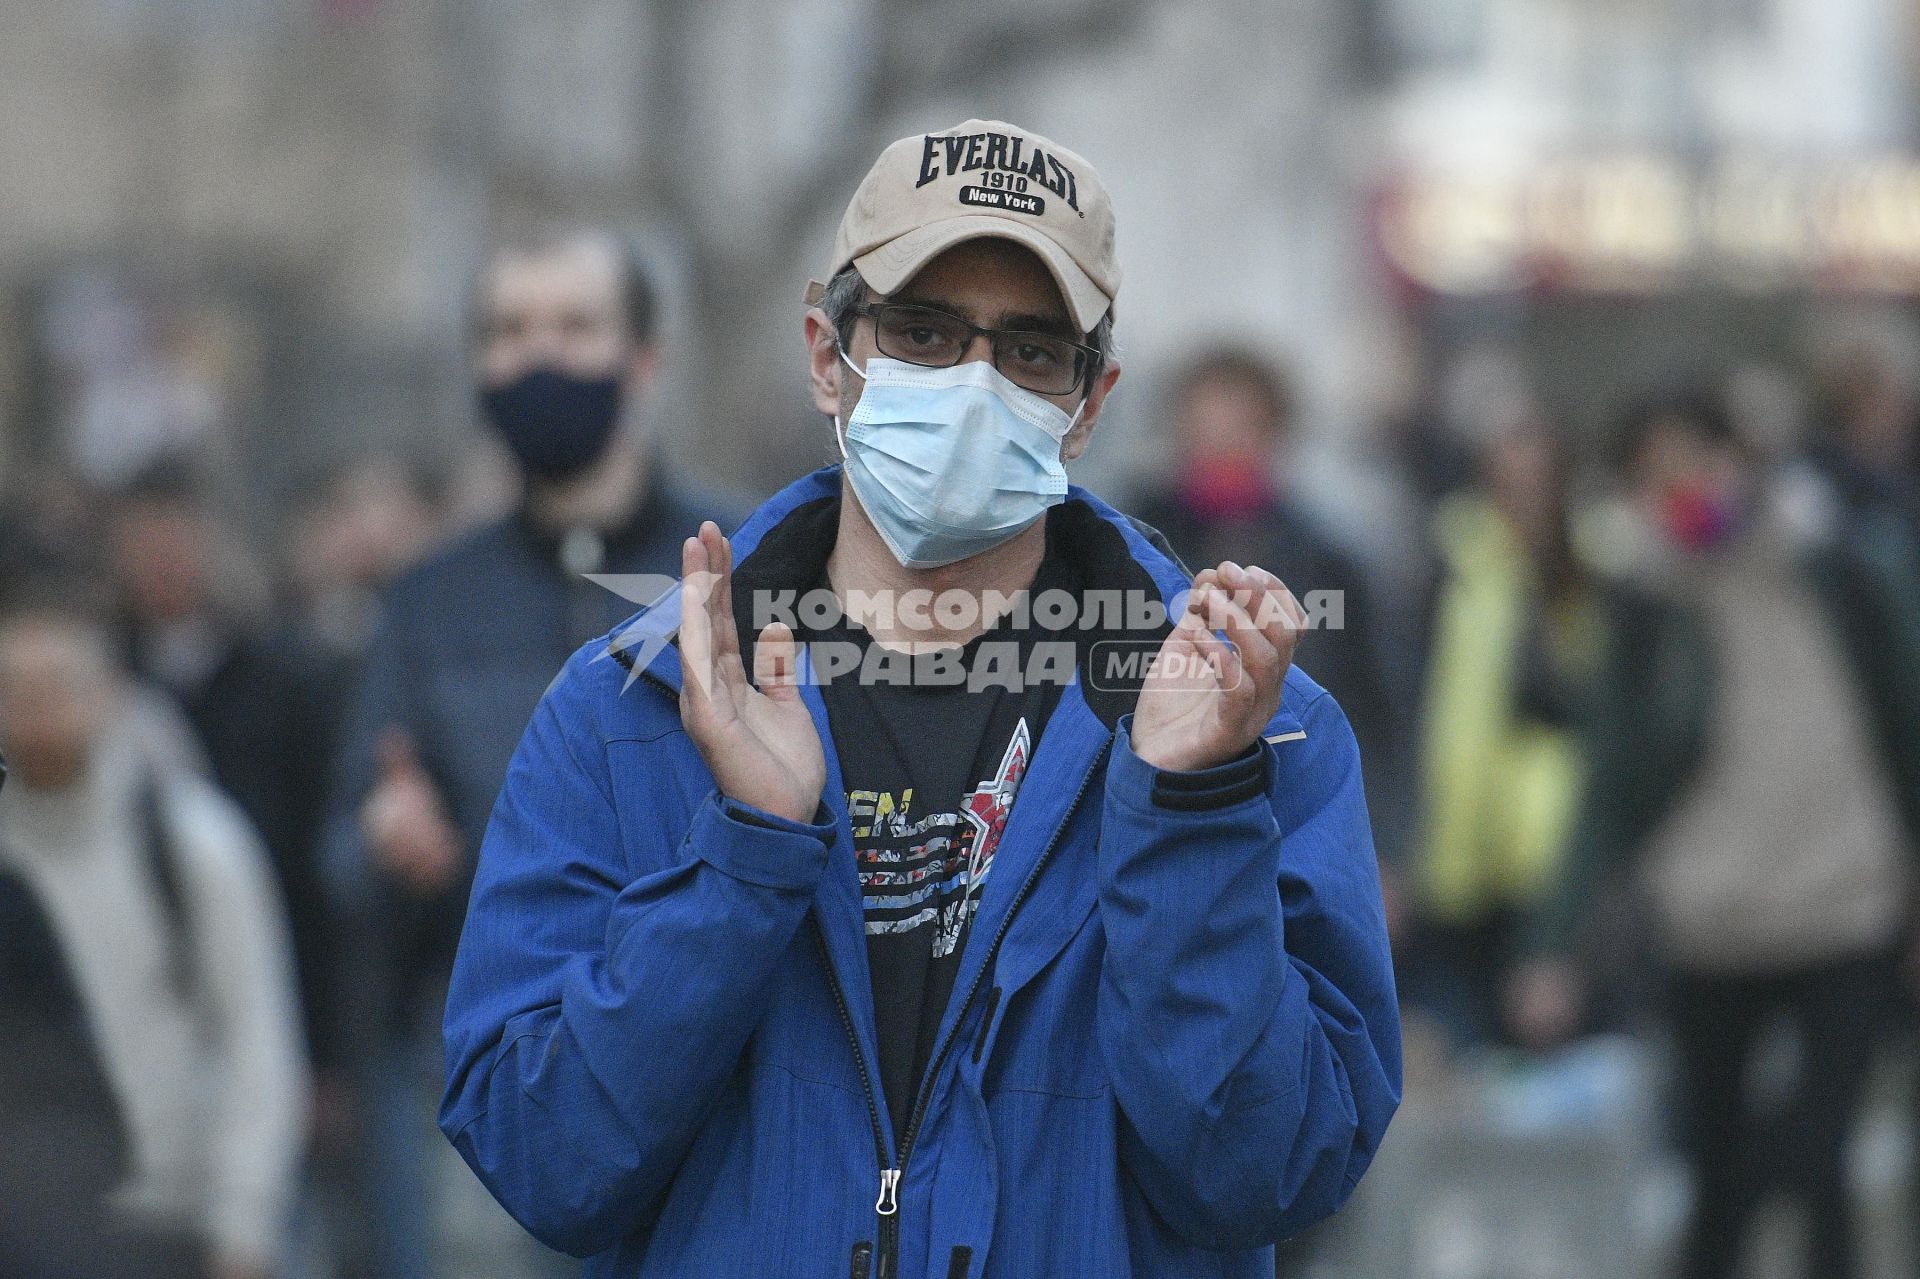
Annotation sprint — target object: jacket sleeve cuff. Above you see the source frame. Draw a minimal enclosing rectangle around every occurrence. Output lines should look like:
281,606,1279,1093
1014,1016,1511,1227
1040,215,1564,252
1112,716,1270,813
687,789,836,892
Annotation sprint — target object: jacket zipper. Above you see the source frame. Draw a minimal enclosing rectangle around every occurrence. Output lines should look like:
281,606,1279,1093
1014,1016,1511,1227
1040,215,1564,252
882,740,1112,1278
814,921,899,1276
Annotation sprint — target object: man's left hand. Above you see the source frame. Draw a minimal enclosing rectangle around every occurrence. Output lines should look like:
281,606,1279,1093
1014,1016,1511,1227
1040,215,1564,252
1131,562,1305,774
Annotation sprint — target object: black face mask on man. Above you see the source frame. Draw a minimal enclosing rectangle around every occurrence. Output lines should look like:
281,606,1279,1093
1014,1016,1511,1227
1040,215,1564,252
479,366,625,481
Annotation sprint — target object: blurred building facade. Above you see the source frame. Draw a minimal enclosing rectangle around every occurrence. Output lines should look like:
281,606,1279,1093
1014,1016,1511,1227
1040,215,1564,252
0,0,1390,505
7,0,1918,508
1371,0,1920,430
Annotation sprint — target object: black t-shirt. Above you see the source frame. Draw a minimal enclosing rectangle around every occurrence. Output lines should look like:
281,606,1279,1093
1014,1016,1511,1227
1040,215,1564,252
808,552,1078,1145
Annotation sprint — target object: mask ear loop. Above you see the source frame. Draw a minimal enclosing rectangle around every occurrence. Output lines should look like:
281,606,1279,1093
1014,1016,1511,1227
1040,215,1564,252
1064,352,1102,432
830,346,866,462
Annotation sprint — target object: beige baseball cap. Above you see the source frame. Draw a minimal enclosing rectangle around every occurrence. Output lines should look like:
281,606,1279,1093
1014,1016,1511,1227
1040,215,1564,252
805,119,1120,334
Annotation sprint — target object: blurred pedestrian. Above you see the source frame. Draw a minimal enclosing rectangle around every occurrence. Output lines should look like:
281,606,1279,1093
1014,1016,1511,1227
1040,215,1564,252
1804,313,1920,546
284,456,444,663
273,458,447,1276
320,224,747,1279
1527,392,1920,1279
1800,330,1920,1238
1403,420,1604,1049
106,459,351,1151
0,578,307,1279
1129,346,1403,856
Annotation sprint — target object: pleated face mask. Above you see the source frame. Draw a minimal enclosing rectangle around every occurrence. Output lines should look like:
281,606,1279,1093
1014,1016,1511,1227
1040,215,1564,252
836,354,1083,569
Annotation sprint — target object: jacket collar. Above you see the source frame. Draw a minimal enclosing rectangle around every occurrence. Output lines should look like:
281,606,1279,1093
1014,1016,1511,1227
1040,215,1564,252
512,449,682,566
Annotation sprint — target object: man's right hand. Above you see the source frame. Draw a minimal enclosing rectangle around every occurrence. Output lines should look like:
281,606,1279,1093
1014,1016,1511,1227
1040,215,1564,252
361,727,462,895
679,521,826,825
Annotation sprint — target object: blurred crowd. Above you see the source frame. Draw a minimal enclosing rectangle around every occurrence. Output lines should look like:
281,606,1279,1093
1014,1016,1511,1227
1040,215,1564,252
1,223,1917,1279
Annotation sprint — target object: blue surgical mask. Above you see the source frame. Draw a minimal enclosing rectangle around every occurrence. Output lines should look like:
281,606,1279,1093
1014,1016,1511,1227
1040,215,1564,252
836,354,1083,569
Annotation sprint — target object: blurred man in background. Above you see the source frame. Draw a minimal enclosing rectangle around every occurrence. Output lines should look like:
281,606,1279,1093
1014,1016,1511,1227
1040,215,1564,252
0,577,307,1279
322,224,746,1279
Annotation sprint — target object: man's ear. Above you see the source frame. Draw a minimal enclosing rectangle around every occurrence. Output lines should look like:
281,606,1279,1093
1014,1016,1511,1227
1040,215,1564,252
1062,360,1122,462
805,308,844,417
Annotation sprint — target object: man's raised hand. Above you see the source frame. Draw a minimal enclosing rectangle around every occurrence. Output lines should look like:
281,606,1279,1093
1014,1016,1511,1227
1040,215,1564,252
1130,561,1305,774
679,521,826,824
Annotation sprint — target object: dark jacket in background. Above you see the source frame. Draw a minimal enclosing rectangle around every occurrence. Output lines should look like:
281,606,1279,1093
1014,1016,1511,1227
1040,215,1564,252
0,868,128,1277
134,630,349,1071
321,470,750,1037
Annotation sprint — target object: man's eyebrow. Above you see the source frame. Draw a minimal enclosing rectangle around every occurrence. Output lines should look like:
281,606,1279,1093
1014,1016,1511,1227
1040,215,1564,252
888,294,1078,339
888,292,970,320
999,311,1078,339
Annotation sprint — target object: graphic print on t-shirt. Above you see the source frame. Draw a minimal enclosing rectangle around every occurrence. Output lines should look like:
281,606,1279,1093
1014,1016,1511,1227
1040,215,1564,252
854,716,1033,959
809,537,1075,1142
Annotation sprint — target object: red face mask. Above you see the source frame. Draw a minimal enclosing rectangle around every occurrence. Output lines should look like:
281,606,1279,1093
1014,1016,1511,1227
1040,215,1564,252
1661,481,1741,552
1176,457,1274,522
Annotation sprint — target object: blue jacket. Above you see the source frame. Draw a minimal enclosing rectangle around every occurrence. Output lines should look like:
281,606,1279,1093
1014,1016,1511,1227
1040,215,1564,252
441,467,1401,1278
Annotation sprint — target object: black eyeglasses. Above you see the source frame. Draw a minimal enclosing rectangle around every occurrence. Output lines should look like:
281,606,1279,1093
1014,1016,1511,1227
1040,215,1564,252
848,302,1099,397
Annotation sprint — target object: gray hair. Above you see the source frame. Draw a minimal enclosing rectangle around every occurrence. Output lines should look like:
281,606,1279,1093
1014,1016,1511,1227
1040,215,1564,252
817,263,1118,380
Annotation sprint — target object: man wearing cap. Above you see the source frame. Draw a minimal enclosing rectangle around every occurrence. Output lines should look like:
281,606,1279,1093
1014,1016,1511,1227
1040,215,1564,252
441,121,1400,1278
